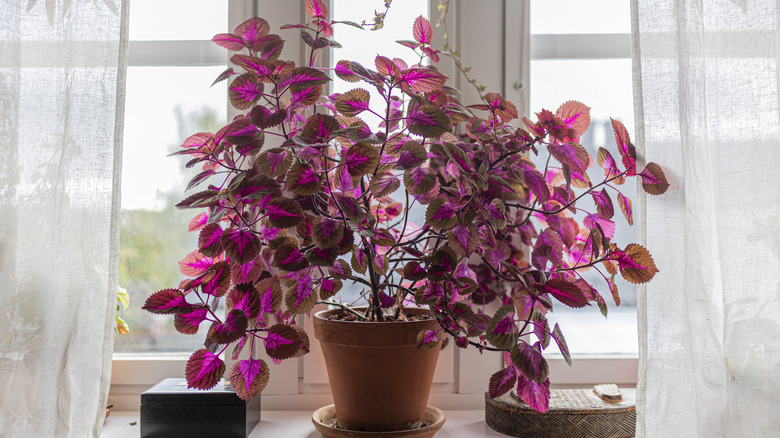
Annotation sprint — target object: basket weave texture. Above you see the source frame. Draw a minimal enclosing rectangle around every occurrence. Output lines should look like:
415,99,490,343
484,388,636,438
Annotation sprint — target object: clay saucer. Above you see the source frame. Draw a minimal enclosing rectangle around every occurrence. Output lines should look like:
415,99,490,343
312,405,446,438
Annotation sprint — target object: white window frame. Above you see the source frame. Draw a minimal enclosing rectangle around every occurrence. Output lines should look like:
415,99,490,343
110,0,638,412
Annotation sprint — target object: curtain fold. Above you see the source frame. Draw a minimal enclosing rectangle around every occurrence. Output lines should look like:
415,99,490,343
632,0,780,436
0,1,128,437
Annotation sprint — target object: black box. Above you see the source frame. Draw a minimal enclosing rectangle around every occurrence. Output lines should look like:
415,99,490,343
140,378,261,438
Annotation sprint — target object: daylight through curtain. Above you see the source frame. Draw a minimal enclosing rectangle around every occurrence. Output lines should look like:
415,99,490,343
0,1,128,436
631,0,780,436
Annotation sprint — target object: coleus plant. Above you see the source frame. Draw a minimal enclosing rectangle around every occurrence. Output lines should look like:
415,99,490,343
143,1,669,412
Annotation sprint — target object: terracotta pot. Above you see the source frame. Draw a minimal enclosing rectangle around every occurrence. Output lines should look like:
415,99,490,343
313,308,443,432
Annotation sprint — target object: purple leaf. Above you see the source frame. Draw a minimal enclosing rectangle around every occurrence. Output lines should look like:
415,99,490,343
395,141,427,170
212,68,236,86
640,162,670,195
264,324,305,360
143,289,191,315
447,225,477,257
227,283,261,319
416,329,440,349
319,278,343,300
265,198,303,228
488,366,518,398
174,305,209,335
199,261,230,297
221,228,261,265
277,66,329,89
208,309,248,344
286,162,321,195
523,168,550,204
617,192,633,225
249,106,287,130
555,101,591,141
616,243,658,284
403,166,437,195
272,243,309,272
335,88,370,116
231,54,275,76
375,55,400,77
545,279,590,308
510,342,549,384
334,60,360,82
198,223,224,258
378,291,395,308
330,259,352,279
369,172,401,198
412,15,433,44
547,142,589,174
583,214,616,240
405,104,450,138
304,0,329,19
312,217,345,250
234,17,271,51
256,277,282,321
300,113,340,144
590,188,615,220
178,250,216,277
551,323,572,366
597,147,620,178
343,143,380,177
611,118,636,172
397,68,447,94
305,246,337,267
254,147,291,178
212,33,245,51
229,73,264,110
485,306,518,349
516,375,550,413
229,358,269,401
402,261,427,281
288,84,323,108
425,198,458,229
186,349,225,390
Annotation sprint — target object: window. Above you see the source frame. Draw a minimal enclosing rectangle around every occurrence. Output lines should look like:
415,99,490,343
115,0,229,355
110,0,639,412
530,0,638,356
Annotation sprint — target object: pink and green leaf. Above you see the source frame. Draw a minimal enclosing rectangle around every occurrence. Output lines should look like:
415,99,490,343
485,306,518,349
265,198,303,228
545,279,590,308
489,366,518,398
516,375,550,413
143,289,191,315
208,309,248,344
174,305,209,335
186,349,225,390
221,228,261,265
412,15,433,44
640,162,670,195
416,329,440,349
229,358,269,401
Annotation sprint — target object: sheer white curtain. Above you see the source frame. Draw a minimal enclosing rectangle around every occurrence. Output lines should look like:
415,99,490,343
0,1,128,436
632,0,780,436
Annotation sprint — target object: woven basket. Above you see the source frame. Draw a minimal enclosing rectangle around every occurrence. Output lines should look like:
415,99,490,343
485,388,636,438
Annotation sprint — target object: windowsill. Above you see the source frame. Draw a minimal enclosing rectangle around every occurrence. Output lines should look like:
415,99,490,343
102,410,564,438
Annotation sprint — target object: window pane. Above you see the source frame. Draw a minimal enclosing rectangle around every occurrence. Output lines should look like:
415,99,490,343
329,0,429,304
115,66,226,353
530,0,631,35
530,58,638,355
129,0,228,41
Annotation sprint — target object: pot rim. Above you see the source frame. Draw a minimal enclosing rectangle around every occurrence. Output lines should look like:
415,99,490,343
313,306,435,325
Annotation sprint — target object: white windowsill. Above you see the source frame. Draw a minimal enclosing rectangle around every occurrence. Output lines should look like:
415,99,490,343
102,410,563,438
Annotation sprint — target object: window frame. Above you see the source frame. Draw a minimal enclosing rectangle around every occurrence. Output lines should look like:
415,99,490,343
110,0,639,412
